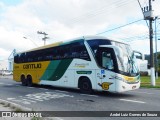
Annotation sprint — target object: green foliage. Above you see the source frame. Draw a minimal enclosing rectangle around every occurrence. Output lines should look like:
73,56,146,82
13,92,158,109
31,117,43,120
140,76,160,88
157,53,160,59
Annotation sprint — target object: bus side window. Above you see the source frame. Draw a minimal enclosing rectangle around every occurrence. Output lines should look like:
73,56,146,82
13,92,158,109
14,54,19,63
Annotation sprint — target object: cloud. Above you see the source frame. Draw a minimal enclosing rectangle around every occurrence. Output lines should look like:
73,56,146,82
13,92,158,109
0,0,160,60
0,26,36,50
0,48,10,60
0,2,4,8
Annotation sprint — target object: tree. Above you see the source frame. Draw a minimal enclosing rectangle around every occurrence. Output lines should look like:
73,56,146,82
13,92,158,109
158,54,160,59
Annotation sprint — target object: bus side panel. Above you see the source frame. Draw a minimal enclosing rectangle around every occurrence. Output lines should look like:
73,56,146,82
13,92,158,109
13,70,21,82
13,61,50,84
95,69,116,92
74,69,96,90
59,70,75,88
40,59,74,87
69,58,97,90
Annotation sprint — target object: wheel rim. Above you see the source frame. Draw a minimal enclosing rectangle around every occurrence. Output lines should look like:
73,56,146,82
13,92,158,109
83,82,89,90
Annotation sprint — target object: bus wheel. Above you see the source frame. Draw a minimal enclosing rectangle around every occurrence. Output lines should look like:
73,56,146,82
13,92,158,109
79,78,92,94
27,76,33,87
21,76,27,86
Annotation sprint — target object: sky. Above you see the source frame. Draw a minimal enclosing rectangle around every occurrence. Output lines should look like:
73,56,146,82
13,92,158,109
0,0,160,61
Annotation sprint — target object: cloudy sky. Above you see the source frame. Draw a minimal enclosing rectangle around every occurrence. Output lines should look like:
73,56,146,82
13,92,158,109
0,0,160,61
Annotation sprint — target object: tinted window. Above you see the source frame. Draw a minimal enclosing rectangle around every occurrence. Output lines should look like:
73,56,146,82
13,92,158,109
87,39,111,54
14,41,91,63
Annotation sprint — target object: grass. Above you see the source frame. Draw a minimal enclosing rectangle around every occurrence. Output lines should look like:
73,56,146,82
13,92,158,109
14,108,23,112
0,102,5,105
140,76,160,88
3,103,11,107
31,117,43,120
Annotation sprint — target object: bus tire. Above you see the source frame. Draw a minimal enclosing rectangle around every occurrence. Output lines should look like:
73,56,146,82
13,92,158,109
79,77,92,94
21,75,27,86
27,75,33,87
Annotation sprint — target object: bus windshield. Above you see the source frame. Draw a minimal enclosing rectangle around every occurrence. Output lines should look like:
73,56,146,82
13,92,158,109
114,42,139,76
87,39,139,76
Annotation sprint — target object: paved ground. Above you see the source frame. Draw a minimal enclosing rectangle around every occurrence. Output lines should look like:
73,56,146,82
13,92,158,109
0,76,160,120
0,105,11,111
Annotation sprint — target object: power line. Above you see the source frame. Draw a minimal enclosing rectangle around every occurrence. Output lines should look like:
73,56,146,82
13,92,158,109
115,30,160,41
66,0,135,24
125,36,149,42
120,33,149,40
137,0,149,28
113,30,160,42
96,19,143,35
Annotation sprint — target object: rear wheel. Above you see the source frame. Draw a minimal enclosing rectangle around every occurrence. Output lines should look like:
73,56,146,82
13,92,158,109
79,78,92,94
21,76,27,86
27,76,33,87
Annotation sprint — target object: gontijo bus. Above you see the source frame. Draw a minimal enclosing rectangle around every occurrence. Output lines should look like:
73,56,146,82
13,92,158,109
13,36,140,93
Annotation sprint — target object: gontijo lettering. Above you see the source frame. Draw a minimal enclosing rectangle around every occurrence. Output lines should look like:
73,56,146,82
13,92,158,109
23,63,41,69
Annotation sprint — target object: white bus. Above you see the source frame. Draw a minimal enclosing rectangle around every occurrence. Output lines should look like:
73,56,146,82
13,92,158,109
134,50,148,75
13,36,140,93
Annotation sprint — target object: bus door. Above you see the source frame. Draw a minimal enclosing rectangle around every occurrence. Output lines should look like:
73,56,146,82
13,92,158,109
96,47,118,91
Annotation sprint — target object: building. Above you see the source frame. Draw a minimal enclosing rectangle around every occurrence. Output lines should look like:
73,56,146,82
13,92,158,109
134,50,148,75
0,60,8,71
8,49,16,71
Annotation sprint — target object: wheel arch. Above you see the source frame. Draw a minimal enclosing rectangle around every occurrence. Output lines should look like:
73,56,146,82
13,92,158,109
26,74,32,81
20,74,26,81
78,76,92,88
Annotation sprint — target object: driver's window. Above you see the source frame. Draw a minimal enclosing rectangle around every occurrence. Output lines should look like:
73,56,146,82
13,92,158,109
102,52,114,70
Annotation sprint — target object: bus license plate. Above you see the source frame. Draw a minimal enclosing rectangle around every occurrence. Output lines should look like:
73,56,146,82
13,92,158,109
132,86,136,89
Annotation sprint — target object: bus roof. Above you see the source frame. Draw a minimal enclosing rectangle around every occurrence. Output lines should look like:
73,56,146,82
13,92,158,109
17,36,129,54
84,35,129,45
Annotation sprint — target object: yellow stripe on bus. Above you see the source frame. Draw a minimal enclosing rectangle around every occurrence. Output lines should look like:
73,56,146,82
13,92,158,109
13,61,50,83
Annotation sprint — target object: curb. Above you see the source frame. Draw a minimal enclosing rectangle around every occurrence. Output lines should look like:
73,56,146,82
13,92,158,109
0,98,32,111
0,99,58,120
140,87,160,90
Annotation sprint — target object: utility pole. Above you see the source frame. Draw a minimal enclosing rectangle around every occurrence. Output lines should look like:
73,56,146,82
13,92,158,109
154,16,159,79
37,31,49,46
142,0,155,86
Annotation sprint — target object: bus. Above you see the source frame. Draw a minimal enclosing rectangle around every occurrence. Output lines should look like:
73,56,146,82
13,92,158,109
133,50,148,75
13,36,140,93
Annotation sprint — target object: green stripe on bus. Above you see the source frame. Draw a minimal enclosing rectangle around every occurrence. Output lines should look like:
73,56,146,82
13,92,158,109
41,59,73,81
40,60,61,80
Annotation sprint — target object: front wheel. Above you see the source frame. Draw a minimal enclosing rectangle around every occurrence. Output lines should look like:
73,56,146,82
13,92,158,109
79,78,92,94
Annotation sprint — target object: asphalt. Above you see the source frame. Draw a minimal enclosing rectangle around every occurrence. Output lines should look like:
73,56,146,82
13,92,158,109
0,75,24,111
0,75,160,120
0,75,54,120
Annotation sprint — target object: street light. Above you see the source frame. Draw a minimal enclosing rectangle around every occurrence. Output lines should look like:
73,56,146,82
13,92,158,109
23,37,38,47
154,16,160,79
